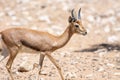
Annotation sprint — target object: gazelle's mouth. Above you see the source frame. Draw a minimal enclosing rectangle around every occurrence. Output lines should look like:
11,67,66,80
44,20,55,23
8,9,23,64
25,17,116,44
81,31,87,36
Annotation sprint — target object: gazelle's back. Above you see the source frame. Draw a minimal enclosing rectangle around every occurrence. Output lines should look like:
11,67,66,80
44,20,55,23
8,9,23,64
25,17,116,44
1,28,57,51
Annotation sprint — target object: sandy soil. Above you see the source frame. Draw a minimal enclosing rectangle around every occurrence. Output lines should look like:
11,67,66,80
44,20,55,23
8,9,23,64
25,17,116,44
0,0,120,80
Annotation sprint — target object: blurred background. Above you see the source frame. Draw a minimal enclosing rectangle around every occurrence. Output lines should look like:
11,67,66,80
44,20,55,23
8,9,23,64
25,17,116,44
0,0,120,80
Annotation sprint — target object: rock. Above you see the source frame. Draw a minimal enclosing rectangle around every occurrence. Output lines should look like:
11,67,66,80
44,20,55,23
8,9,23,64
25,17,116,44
7,10,16,16
27,16,33,21
18,67,29,72
106,63,115,67
18,56,33,71
17,0,31,3
60,52,66,57
51,25,63,35
40,78,45,80
86,74,93,78
107,35,119,43
60,51,71,57
95,16,101,23
104,25,110,33
30,26,39,30
28,74,38,80
114,72,120,76
108,16,116,24
97,67,104,72
65,72,77,79
95,49,107,57
38,15,51,24
70,59,78,65
10,22,22,26
48,71,55,77
11,16,17,21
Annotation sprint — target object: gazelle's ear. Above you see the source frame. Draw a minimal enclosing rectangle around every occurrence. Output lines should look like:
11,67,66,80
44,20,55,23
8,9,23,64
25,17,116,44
68,16,72,23
68,16,76,23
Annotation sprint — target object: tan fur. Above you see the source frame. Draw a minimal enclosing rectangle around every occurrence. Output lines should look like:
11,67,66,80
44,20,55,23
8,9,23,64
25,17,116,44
0,9,87,80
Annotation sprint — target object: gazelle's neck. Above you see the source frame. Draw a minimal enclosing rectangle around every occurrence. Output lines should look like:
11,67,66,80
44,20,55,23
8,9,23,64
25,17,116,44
55,25,74,48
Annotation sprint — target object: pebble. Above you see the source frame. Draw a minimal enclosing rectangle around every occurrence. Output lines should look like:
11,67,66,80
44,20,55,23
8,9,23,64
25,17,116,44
104,25,110,33
10,22,22,26
65,72,77,79
51,25,63,35
86,74,93,78
31,26,39,30
114,72,120,76
18,56,33,71
40,78,44,80
97,67,104,72
27,16,33,21
17,0,31,3
70,59,78,65
38,15,51,24
11,16,17,20
7,10,16,16
107,35,119,43
28,75,38,80
106,63,115,67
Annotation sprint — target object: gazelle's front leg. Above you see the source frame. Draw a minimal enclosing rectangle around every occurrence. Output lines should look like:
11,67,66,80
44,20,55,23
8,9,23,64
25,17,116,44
46,52,64,80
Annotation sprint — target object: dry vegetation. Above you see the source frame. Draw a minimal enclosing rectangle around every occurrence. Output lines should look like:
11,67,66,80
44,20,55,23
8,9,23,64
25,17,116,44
0,0,120,80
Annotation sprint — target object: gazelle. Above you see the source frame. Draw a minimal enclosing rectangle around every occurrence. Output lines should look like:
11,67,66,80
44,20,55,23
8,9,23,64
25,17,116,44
0,8,87,80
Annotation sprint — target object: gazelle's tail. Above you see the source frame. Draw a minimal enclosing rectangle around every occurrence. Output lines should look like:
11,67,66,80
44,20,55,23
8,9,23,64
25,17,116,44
0,35,9,62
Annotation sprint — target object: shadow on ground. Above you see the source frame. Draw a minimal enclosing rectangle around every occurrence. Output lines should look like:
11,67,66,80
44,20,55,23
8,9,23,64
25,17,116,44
74,43,120,52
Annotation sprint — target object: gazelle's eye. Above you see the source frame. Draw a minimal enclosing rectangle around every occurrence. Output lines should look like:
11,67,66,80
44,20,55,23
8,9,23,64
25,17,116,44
75,25,79,28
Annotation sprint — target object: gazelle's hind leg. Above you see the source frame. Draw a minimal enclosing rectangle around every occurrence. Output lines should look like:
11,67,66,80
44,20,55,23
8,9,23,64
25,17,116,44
6,46,20,80
18,53,46,74
0,38,9,62
38,53,46,75
32,53,46,80
33,53,46,75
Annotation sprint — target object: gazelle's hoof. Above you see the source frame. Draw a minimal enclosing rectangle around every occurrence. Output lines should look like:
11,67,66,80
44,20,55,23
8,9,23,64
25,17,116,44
32,63,39,70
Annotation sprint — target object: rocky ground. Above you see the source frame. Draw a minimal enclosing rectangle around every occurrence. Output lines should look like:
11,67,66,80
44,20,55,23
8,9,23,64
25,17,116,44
0,0,120,80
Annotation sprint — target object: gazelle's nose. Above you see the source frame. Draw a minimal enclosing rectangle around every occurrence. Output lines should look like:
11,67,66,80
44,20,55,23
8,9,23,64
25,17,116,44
82,31,87,35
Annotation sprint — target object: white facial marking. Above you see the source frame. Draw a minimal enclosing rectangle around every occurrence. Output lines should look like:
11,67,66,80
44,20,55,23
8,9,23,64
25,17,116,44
0,56,4,61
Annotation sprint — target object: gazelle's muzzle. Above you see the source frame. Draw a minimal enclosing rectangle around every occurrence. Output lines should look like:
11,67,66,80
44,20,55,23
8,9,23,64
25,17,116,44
82,31,87,36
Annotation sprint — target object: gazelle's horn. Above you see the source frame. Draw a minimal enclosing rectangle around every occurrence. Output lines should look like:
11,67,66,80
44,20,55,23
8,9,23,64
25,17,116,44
71,9,76,19
78,8,81,19
71,9,75,17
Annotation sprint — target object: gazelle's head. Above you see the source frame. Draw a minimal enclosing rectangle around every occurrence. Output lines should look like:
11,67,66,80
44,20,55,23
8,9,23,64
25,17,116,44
68,8,87,36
